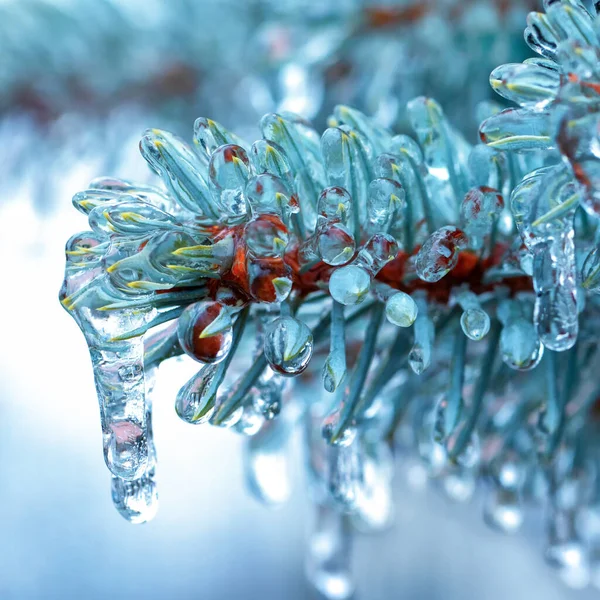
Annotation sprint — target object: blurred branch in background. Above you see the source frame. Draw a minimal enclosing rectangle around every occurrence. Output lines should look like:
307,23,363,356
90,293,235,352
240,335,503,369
0,0,533,211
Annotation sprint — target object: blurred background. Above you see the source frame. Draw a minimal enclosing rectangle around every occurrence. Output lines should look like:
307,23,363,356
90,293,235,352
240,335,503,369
0,0,596,598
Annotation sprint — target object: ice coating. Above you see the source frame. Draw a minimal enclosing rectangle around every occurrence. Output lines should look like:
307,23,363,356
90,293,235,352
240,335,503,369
511,166,580,351
415,226,467,283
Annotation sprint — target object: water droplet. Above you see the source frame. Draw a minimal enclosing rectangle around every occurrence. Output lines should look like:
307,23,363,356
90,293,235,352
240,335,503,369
356,233,398,276
317,186,353,223
245,173,295,218
234,404,266,436
251,377,284,420
247,255,292,303
367,177,405,235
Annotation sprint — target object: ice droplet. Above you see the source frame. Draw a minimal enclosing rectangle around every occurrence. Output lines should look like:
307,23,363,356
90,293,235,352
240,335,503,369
460,308,490,341
415,226,467,282
329,265,370,306
500,320,544,371
244,214,289,258
385,292,418,327
175,364,219,424
264,316,313,376
443,465,476,503
177,301,233,364
319,223,356,266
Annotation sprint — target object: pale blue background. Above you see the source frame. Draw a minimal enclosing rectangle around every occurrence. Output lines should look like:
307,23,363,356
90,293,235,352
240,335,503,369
0,179,594,599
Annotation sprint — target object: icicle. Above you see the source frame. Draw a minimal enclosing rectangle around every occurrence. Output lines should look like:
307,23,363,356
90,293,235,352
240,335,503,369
352,441,394,532
328,441,363,512
244,404,298,506
306,503,354,600
111,366,159,523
